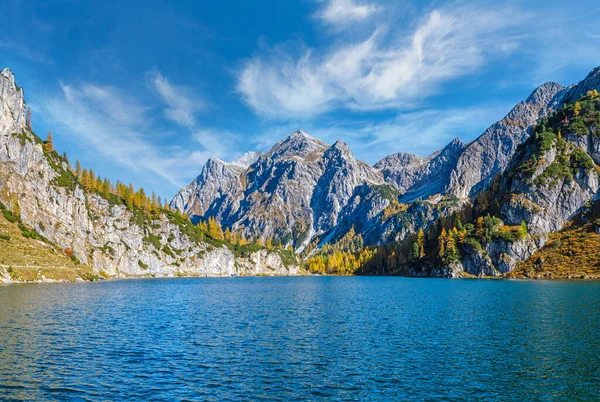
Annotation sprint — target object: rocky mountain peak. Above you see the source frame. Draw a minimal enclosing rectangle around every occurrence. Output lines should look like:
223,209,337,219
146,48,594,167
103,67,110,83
1,68,15,82
325,140,352,159
267,129,329,160
228,151,261,171
0,67,26,136
526,81,565,106
561,66,600,104
428,137,464,159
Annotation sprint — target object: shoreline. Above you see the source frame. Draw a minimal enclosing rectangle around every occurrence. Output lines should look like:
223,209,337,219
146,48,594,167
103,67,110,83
2,272,600,285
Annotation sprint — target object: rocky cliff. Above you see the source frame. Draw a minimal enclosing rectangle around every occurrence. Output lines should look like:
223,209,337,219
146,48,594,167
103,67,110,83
0,68,300,281
442,73,600,277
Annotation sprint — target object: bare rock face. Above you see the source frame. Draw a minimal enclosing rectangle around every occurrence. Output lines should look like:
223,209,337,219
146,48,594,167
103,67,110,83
0,68,26,136
311,140,383,233
172,130,383,249
170,157,245,226
376,137,465,203
447,82,567,199
0,69,299,280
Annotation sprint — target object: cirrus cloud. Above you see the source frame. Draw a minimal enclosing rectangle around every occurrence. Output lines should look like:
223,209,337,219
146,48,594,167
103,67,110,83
237,4,527,118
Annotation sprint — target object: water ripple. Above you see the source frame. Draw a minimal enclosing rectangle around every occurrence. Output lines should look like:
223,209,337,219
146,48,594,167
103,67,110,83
0,277,599,400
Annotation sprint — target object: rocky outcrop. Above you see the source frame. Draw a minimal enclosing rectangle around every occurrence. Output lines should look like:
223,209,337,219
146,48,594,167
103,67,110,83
0,68,300,280
376,137,465,203
447,82,567,199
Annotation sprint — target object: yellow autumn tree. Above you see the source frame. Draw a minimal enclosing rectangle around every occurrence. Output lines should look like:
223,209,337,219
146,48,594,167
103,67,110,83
417,228,425,258
438,228,447,258
12,194,20,219
44,132,54,154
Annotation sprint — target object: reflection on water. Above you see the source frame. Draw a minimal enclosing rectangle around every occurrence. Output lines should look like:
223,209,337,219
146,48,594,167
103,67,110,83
1,277,599,400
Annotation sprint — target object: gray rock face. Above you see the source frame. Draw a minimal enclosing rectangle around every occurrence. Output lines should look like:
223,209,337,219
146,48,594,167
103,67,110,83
0,68,26,137
0,69,299,280
445,68,600,277
311,140,383,232
170,157,245,226
560,67,600,104
447,82,567,199
172,130,383,249
376,137,465,202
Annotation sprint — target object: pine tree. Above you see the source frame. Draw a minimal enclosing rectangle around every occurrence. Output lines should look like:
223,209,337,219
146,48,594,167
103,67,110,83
412,242,421,259
446,233,457,262
476,216,484,239
518,221,528,239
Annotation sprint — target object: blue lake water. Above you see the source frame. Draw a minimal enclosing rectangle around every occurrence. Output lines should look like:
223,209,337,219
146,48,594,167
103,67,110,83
0,277,599,401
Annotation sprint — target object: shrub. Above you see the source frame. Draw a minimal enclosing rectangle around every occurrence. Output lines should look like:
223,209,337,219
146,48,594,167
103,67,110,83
0,234,11,241
570,148,594,170
493,230,519,242
138,260,149,270
142,233,162,250
2,209,17,223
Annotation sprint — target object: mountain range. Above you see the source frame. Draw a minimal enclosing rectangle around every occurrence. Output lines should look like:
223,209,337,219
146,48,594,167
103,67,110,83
171,66,600,278
1,65,600,281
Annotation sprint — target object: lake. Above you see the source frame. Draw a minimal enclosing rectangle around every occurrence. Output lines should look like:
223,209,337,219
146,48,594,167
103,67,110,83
0,277,599,400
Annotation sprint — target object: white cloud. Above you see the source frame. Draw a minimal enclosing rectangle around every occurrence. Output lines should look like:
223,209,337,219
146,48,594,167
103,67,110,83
238,5,526,118
193,129,242,159
148,71,203,128
42,79,237,192
43,83,203,188
316,0,379,25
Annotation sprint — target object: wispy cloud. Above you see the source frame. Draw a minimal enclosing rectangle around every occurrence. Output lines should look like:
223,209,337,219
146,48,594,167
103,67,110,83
42,82,207,188
148,71,203,128
316,0,379,25
42,75,240,193
237,4,526,118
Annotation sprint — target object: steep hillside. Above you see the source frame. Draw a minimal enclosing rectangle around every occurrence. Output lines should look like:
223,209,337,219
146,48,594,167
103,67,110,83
0,201,97,282
435,86,600,277
0,68,300,281
507,203,600,279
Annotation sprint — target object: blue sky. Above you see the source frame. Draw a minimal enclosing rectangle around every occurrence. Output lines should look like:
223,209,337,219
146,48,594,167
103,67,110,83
1,0,600,199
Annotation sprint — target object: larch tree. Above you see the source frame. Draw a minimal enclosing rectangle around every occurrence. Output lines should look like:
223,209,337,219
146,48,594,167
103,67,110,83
417,228,425,258
44,132,54,154
438,228,447,259
75,160,82,178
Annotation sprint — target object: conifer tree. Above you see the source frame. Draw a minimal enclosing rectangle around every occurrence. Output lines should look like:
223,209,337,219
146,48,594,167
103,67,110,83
438,228,447,258
44,132,54,154
417,228,425,258
75,160,82,178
